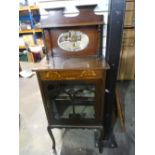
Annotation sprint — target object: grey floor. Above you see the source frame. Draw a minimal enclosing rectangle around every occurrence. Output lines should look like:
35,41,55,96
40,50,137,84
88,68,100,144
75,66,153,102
19,63,135,155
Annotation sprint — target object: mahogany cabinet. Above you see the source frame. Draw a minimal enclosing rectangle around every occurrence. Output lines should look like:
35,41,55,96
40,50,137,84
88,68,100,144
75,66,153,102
34,5,110,153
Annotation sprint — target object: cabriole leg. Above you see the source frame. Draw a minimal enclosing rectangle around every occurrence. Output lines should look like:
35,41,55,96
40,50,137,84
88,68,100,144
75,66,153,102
47,126,56,153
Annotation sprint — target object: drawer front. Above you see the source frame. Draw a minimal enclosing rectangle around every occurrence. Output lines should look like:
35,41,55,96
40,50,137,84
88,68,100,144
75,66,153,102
38,69,104,80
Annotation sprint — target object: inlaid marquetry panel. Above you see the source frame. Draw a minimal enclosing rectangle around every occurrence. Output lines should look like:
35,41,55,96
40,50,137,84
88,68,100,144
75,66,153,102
38,70,104,80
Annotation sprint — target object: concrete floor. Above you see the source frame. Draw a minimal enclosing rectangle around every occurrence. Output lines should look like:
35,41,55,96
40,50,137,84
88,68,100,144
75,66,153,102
19,62,135,155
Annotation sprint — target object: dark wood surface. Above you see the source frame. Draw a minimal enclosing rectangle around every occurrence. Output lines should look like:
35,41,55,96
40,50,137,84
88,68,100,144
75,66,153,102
44,26,102,57
33,57,109,71
41,5,104,57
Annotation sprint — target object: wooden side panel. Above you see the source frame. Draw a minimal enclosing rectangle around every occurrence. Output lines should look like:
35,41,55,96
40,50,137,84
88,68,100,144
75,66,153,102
124,1,135,27
117,1,135,80
44,30,52,56
124,11,134,27
125,1,134,11
118,29,135,80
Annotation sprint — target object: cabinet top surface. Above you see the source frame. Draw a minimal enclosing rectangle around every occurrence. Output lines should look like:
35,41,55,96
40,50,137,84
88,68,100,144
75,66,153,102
33,56,109,71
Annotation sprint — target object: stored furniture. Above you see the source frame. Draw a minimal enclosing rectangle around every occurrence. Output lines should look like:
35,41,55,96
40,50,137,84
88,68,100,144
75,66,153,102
34,5,110,153
34,0,125,153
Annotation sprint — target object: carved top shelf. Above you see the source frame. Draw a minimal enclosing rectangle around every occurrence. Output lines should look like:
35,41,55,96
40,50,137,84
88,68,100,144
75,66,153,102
41,5,104,28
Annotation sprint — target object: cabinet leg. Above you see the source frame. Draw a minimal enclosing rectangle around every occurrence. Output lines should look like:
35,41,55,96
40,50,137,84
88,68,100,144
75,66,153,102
47,126,56,153
98,129,104,153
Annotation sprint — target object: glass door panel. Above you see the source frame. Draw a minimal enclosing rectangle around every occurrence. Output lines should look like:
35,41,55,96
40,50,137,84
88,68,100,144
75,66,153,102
46,83,96,120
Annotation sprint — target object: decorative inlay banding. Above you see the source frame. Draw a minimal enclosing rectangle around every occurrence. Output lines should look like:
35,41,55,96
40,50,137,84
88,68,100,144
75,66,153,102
39,70,103,80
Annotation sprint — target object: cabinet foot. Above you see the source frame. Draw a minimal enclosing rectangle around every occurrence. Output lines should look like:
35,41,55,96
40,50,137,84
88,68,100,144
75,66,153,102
47,126,57,154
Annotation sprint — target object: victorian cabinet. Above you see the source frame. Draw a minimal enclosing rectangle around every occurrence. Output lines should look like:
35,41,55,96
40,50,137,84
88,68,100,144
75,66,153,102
34,5,110,153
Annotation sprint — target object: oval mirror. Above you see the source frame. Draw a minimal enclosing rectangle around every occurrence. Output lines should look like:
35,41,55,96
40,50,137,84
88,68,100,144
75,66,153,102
57,31,89,52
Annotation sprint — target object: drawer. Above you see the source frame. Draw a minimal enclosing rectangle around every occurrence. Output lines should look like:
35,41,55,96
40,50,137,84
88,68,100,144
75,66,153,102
38,69,104,80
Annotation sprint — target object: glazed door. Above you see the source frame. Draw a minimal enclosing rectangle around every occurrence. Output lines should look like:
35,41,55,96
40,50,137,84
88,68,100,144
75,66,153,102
42,80,104,125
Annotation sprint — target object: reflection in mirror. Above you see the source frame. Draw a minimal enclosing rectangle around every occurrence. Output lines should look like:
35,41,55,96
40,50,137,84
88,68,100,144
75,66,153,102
57,31,89,52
